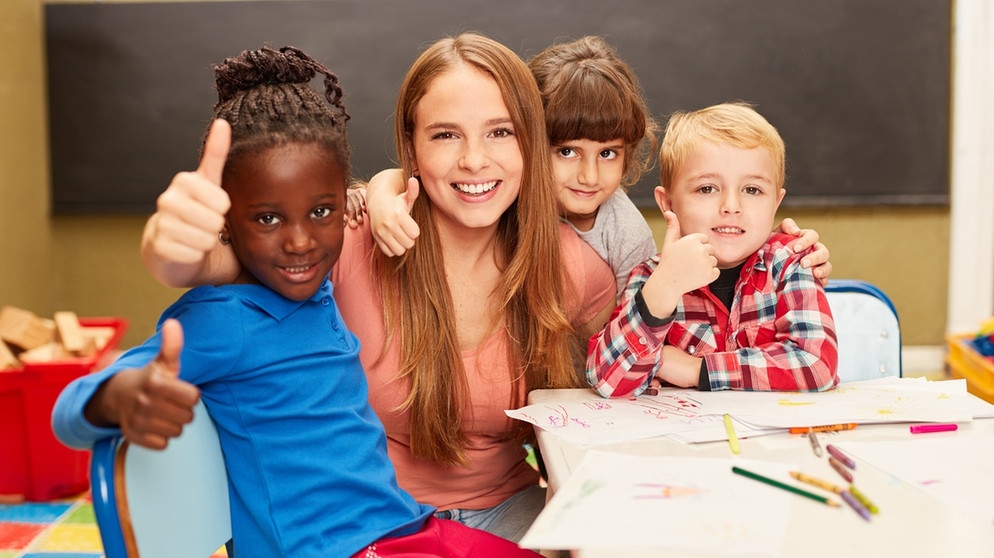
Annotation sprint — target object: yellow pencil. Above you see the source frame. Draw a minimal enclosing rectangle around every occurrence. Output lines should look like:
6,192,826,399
724,414,740,455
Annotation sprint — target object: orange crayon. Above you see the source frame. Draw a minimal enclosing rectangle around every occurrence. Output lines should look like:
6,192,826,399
789,423,858,435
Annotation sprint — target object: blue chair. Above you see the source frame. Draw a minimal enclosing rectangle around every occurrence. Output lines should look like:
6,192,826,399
90,400,232,558
824,279,902,382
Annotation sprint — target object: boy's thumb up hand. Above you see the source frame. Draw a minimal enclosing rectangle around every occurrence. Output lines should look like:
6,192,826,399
154,318,185,378
662,211,683,248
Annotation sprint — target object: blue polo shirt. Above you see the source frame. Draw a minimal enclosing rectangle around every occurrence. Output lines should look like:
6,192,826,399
53,280,432,556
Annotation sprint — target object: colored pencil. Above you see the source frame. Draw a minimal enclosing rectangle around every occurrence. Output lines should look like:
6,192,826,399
732,466,841,507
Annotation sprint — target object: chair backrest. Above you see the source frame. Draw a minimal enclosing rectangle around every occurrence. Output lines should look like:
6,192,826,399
91,400,232,558
824,279,902,382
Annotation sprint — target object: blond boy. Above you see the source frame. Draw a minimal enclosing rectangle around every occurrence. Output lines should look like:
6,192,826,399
587,102,839,395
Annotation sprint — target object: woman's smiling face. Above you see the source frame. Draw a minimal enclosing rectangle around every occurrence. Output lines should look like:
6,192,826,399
407,62,523,234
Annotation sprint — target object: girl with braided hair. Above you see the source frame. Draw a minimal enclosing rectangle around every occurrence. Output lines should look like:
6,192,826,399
52,45,540,557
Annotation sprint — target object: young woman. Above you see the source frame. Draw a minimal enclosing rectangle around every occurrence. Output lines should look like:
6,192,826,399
139,33,615,543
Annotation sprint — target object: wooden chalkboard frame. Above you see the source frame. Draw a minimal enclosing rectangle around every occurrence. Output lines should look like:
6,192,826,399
45,0,950,213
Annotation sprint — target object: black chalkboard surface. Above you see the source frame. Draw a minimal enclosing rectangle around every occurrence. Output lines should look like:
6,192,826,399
45,0,950,213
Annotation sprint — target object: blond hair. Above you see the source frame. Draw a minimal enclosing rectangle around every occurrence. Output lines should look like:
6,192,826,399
659,101,785,190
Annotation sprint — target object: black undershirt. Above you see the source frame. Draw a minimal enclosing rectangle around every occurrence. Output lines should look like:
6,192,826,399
697,262,746,390
634,262,746,391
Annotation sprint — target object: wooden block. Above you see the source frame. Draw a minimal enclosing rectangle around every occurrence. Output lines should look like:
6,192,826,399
55,311,89,354
18,342,70,364
0,305,35,336
0,306,54,350
0,340,19,370
81,326,116,352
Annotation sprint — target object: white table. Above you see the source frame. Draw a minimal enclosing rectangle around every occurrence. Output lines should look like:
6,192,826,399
529,388,994,558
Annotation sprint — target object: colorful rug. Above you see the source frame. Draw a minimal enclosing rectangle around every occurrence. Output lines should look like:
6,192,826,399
0,495,102,558
0,494,226,558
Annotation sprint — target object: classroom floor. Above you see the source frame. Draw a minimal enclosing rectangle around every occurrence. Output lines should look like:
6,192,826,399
0,494,103,558
0,494,226,558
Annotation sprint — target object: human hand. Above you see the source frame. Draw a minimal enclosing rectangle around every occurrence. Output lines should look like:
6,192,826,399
345,186,367,229
655,345,703,388
89,319,201,450
149,119,231,263
367,169,420,257
642,211,719,318
775,218,832,285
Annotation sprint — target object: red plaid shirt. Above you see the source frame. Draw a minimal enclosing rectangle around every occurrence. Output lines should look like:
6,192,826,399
587,233,839,397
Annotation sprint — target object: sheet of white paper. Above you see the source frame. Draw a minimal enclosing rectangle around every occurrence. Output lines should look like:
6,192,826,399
505,391,718,447
508,379,994,447
685,378,982,427
838,436,994,526
521,452,795,556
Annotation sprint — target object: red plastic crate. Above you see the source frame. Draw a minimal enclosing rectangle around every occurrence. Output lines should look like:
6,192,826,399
0,316,127,501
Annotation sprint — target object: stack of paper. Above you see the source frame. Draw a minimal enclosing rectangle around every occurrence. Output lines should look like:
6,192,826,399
506,378,994,447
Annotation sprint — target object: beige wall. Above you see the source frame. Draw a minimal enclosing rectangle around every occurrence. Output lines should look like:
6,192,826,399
3,0,182,348
2,0,949,349
2,0,53,315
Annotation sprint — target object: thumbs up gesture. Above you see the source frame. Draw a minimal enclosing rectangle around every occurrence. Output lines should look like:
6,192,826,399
641,211,720,318
85,319,201,450
366,169,422,257
142,119,235,286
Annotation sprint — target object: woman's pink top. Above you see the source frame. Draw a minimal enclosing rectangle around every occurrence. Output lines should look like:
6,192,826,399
332,221,615,510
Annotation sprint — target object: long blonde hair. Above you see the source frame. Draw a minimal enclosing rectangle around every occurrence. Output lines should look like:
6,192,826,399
380,32,578,465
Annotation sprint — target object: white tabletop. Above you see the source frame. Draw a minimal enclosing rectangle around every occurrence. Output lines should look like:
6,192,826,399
528,388,994,558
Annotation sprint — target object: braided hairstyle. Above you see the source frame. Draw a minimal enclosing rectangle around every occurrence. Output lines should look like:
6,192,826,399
207,45,351,181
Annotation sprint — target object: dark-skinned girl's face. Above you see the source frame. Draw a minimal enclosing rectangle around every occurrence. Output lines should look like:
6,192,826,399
222,143,346,301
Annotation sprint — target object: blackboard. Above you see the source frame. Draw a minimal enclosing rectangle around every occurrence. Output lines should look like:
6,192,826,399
45,0,950,213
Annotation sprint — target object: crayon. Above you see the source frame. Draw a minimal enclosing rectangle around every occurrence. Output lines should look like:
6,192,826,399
826,444,856,470
789,471,844,494
829,456,853,483
841,489,872,521
724,414,740,455
807,430,824,457
849,485,879,514
789,423,858,435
